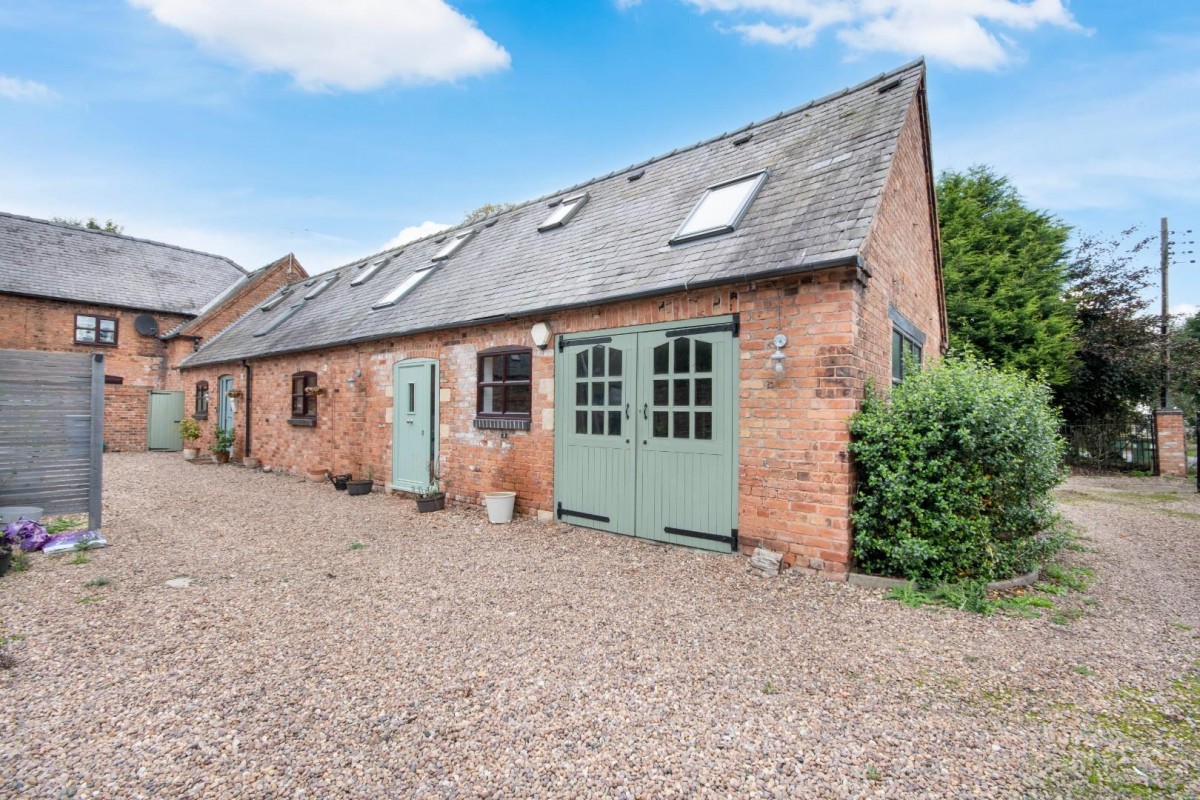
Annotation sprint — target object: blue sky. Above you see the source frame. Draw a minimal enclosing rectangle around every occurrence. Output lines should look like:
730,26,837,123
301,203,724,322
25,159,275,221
1,0,1197,315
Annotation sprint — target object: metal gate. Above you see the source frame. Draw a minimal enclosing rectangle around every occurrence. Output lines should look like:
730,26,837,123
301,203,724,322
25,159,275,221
0,349,104,528
554,317,738,552
147,390,184,451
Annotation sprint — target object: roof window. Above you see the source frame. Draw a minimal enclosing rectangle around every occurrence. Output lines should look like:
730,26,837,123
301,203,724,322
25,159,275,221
259,288,291,312
538,193,589,232
432,230,475,262
350,257,389,287
372,267,437,310
670,170,768,245
253,301,305,337
303,274,338,300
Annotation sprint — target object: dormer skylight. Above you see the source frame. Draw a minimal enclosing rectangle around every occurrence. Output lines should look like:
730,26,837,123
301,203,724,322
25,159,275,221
372,267,437,310
538,193,589,232
350,257,389,287
303,274,338,300
432,230,475,262
253,301,305,337
670,170,768,245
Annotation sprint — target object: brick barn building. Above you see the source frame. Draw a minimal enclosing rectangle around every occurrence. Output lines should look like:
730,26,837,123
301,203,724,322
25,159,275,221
0,213,305,451
176,61,946,578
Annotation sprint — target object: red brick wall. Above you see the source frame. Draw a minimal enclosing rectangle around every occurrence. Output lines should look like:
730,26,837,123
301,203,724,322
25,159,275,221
104,385,149,452
184,268,897,578
1155,410,1187,478
0,294,188,388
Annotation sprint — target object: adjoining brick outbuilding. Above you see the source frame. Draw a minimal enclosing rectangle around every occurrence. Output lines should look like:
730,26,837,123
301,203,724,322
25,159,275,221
0,214,304,451
180,61,946,578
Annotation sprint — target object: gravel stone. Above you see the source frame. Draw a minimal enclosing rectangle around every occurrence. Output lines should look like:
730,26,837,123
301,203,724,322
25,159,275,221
1,456,1197,798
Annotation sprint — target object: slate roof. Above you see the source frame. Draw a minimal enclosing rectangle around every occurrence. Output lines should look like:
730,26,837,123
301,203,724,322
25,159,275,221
0,213,247,315
184,60,925,369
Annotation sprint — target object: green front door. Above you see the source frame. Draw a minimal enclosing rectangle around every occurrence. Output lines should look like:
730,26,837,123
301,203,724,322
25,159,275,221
216,375,235,434
147,390,184,451
554,318,738,552
392,360,438,493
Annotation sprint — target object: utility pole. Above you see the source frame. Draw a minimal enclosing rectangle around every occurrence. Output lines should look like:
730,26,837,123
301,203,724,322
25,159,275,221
1161,217,1170,408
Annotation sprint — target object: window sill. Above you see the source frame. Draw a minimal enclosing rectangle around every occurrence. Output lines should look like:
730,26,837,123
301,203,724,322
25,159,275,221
287,418,316,427
193,414,208,421
472,417,531,431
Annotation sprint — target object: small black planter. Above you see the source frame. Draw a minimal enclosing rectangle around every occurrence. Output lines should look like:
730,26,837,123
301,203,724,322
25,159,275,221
346,479,373,496
0,545,11,578
330,473,351,491
416,494,445,513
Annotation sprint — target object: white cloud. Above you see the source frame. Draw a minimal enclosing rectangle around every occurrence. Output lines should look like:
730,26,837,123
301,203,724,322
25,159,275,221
128,0,511,91
0,75,58,102
382,220,452,251
679,0,1081,69
1172,303,1199,318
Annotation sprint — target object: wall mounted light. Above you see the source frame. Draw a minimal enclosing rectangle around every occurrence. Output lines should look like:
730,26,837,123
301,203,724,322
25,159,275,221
531,321,553,350
770,333,788,373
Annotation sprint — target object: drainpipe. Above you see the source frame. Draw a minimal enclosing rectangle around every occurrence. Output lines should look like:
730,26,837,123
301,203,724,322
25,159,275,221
241,359,253,459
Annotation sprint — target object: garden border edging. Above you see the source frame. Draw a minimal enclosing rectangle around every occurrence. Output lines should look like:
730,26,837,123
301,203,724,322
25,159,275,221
848,570,1040,592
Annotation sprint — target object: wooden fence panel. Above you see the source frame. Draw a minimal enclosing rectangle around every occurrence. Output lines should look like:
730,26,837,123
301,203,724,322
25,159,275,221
0,349,104,527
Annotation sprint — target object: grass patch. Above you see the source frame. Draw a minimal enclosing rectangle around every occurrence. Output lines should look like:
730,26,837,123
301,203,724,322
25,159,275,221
76,595,102,605
9,551,31,573
761,680,781,695
1105,490,1186,506
865,765,882,782
348,542,366,551
85,576,112,588
1170,622,1194,632
1065,669,1200,797
1052,608,1086,625
45,516,82,534
1043,563,1093,592
1159,508,1200,523
1074,666,1096,676
69,552,91,566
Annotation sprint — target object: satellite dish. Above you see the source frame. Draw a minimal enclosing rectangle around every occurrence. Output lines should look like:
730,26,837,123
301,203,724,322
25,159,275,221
134,314,159,336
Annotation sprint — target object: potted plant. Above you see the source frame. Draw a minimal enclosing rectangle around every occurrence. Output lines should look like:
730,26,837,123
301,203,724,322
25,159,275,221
417,461,445,513
177,418,202,461
304,386,325,396
346,464,373,496
211,427,234,464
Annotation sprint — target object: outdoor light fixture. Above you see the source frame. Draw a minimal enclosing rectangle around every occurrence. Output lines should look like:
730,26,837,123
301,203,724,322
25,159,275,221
531,321,552,350
770,333,788,373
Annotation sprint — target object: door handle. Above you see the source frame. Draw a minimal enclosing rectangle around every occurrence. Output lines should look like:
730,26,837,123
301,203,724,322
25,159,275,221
642,403,648,420
625,403,630,420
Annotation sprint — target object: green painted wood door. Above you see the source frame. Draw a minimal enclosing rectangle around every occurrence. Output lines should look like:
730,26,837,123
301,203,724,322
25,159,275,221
634,329,736,552
216,375,235,434
554,335,637,535
147,390,184,451
392,360,438,493
554,320,737,551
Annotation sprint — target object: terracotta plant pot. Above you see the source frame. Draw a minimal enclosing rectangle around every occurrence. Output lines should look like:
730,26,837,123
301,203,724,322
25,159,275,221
214,451,230,464
307,469,328,483
243,457,261,469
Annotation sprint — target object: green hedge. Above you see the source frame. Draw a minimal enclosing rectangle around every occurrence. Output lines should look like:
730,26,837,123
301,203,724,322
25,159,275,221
849,355,1066,583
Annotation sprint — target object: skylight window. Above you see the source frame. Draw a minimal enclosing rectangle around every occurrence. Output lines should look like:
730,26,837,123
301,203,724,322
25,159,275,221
260,289,290,312
253,301,306,337
350,257,389,287
538,193,589,232
432,230,475,262
670,170,768,245
372,267,437,310
303,274,338,300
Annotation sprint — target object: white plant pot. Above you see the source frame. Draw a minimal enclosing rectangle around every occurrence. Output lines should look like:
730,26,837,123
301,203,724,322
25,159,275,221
182,447,199,461
483,491,516,524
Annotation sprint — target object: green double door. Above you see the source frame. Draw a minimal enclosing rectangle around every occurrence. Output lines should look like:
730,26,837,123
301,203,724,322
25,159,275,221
554,319,738,552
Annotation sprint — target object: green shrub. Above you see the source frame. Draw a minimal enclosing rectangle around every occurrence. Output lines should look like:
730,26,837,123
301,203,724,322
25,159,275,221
850,354,1066,583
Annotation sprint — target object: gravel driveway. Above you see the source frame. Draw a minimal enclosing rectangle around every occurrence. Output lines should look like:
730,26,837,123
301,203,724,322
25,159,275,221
2,455,1198,799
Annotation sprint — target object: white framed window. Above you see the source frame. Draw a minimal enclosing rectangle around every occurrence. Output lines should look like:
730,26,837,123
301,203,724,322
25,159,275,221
372,267,437,310
538,193,589,232
670,170,768,244
432,230,475,262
